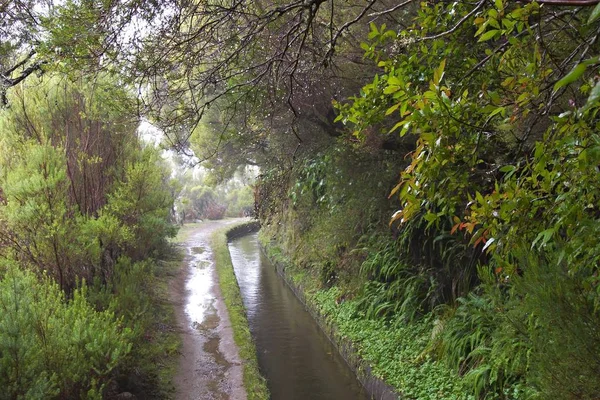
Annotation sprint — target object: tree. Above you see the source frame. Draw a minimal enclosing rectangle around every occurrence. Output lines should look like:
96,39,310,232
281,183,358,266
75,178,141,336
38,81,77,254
0,0,168,105
2,0,416,173
0,74,176,289
134,0,416,165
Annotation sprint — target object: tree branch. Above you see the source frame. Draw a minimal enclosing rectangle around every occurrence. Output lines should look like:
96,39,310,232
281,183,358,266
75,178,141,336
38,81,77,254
368,0,415,19
421,0,486,41
1,57,46,106
324,0,377,63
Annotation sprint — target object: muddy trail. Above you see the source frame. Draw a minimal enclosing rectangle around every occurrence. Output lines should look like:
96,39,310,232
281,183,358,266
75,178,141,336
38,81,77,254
171,220,246,400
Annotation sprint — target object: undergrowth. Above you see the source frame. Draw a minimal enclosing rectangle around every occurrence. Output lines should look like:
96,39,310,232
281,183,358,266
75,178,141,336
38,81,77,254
257,138,600,399
312,287,473,399
88,251,182,398
261,239,473,400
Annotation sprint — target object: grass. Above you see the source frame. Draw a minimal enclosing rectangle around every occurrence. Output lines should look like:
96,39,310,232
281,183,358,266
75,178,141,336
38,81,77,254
211,221,270,400
171,222,202,243
147,250,184,397
120,248,183,399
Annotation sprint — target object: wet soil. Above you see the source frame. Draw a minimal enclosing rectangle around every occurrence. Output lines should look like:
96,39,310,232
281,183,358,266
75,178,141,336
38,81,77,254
171,220,246,400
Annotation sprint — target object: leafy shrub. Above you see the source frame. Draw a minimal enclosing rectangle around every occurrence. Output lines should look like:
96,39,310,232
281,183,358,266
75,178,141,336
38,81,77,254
358,238,428,321
0,71,178,398
89,257,167,396
0,143,98,291
224,185,254,217
514,251,600,399
429,247,600,399
204,202,228,220
104,147,177,261
357,223,483,323
431,289,529,399
0,265,132,399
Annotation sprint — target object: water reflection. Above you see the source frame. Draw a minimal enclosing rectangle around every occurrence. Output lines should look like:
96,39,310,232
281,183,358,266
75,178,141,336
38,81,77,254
185,241,215,327
229,233,368,400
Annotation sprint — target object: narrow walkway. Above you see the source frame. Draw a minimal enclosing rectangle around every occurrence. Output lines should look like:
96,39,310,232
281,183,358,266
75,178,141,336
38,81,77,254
171,220,246,400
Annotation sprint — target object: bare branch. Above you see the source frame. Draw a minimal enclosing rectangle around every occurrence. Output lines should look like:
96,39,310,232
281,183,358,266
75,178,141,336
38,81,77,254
368,0,415,19
5,50,36,76
421,0,486,41
324,0,377,63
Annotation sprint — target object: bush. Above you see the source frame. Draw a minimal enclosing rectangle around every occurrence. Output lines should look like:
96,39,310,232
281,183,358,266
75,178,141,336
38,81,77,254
516,252,600,399
204,202,228,220
432,289,529,399
429,247,600,399
0,265,132,399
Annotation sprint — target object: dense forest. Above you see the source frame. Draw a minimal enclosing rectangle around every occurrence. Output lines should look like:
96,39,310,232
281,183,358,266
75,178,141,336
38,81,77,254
2,0,600,398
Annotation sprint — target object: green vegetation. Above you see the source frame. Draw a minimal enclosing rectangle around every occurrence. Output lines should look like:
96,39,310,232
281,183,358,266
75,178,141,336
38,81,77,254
3,0,600,398
211,222,269,400
89,255,182,398
0,265,131,399
313,289,470,399
256,2,600,398
0,75,180,398
263,243,473,399
173,171,255,223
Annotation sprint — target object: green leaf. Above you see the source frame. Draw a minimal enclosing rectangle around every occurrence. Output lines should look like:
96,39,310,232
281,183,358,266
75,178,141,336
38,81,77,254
368,22,379,39
424,90,438,100
531,228,555,249
589,2,600,23
433,59,446,85
389,119,410,134
385,103,400,116
478,29,499,42
554,63,588,92
502,18,515,31
388,76,403,86
475,191,485,205
420,132,435,142
423,212,437,222
489,106,505,118
581,80,600,111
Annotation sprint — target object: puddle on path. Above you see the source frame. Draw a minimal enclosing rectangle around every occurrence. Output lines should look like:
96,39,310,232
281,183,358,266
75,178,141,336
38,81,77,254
185,242,215,325
191,246,205,254
174,220,247,400
204,336,230,368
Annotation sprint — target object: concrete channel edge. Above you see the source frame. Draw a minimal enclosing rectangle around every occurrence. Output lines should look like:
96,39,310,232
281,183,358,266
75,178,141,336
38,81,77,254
224,220,400,400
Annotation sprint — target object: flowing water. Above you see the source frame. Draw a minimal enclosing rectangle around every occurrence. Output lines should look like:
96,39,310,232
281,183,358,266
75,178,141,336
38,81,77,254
228,233,369,400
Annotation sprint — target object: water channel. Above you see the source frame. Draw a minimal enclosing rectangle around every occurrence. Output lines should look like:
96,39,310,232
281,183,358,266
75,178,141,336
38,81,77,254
228,232,369,400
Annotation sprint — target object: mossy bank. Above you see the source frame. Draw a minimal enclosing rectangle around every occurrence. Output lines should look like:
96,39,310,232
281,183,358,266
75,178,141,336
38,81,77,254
211,221,269,400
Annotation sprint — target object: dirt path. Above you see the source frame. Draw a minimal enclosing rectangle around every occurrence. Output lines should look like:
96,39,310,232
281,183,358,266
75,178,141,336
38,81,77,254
171,220,246,400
